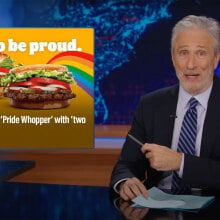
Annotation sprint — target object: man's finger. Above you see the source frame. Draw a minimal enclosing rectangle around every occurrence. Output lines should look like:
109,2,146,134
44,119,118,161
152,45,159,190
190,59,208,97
131,178,148,197
120,178,148,200
145,151,152,159
137,182,149,198
121,183,136,200
141,144,153,154
129,183,143,197
127,180,148,199
141,144,148,153
120,187,130,201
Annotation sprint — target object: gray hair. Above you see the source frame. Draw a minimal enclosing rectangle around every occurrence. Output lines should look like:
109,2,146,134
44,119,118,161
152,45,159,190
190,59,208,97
171,15,220,54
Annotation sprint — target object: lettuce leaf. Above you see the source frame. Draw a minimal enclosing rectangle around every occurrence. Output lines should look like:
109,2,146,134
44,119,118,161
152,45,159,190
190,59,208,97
1,70,75,87
0,57,14,69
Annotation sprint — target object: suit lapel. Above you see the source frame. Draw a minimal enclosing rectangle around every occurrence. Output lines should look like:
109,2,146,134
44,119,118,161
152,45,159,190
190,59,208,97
200,76,220,157
154,85,179,147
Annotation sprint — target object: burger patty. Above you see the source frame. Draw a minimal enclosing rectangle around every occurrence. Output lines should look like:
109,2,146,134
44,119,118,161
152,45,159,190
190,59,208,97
5,92,76,102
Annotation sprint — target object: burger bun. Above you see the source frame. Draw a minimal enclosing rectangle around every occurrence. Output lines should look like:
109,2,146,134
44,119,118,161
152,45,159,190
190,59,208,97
10,64,68,74
9,99,71,109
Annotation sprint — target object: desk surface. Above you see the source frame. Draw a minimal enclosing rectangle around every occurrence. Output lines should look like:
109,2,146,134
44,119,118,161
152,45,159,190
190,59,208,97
0,160,34,180
1,181,220,220
0,160,219,220
0,182,121,220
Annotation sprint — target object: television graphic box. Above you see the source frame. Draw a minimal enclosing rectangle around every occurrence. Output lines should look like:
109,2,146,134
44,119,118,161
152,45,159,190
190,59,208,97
0,28,94,148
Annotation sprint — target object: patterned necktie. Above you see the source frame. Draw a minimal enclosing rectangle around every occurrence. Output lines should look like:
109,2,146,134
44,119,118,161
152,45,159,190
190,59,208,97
171,97,198,194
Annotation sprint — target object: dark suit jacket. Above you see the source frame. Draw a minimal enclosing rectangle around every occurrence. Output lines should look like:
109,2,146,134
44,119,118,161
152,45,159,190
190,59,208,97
110,75,220,196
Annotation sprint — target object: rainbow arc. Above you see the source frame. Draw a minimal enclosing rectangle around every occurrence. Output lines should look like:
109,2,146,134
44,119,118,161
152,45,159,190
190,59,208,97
47,51,94,97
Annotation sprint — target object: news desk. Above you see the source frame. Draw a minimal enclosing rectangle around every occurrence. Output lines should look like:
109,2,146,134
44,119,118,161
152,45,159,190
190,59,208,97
1,160,220,220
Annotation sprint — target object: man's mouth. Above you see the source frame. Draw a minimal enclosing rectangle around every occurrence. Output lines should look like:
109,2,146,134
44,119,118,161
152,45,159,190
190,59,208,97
184,73,200,79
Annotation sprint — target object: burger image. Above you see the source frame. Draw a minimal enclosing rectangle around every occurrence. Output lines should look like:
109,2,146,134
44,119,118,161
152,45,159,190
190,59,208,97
1,64,76,109
0,53,14,95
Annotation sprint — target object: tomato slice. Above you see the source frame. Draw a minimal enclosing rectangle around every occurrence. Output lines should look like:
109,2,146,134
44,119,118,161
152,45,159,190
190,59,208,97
0,67,10,73
9,81,34,87
29,77,71,90
8,77,71,91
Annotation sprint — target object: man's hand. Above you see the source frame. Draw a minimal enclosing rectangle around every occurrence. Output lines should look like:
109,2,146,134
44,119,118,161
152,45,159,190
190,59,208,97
141,143,182,171
119,177,148,201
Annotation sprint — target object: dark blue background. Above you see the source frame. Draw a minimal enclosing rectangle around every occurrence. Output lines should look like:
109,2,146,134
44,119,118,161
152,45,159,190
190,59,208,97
0,0,219,124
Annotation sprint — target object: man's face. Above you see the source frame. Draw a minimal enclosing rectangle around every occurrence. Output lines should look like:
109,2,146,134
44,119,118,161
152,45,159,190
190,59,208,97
172,28,220,95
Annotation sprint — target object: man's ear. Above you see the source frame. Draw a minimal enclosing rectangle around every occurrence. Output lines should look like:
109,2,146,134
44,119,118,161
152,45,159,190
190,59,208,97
171,50,176,67
214,51,220,69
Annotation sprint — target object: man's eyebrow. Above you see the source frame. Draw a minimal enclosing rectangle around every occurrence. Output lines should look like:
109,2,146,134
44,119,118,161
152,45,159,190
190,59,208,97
176,45,207,50
196,45,207,49
175,45,189,50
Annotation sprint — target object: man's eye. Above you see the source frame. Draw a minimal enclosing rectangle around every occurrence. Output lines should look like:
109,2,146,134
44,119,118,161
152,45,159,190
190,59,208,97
198,51,206,57
179,50,188,56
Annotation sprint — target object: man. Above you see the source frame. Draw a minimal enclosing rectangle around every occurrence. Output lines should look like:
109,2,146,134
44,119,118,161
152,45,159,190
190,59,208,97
110,15,220,201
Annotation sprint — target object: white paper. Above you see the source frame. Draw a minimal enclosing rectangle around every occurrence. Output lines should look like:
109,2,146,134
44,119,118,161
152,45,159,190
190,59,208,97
131,187,214,210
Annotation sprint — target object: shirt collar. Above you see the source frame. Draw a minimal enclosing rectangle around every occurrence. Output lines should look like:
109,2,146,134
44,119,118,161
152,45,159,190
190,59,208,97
178,83,213,110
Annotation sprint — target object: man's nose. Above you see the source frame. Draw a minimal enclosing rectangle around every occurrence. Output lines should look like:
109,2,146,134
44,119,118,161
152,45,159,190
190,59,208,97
186,54,197,69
